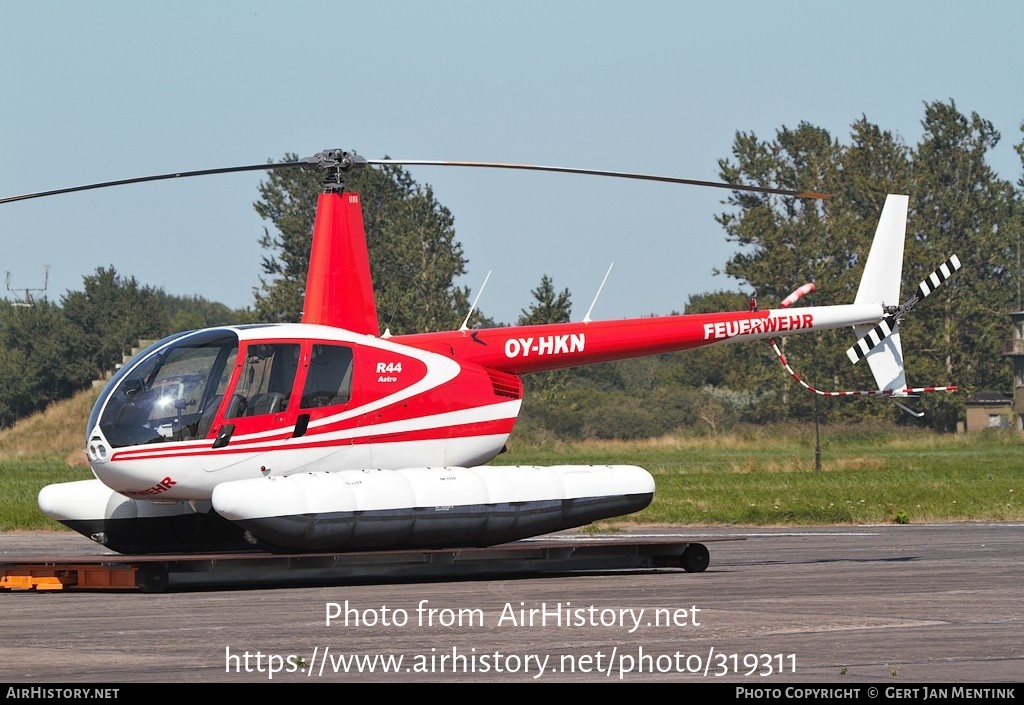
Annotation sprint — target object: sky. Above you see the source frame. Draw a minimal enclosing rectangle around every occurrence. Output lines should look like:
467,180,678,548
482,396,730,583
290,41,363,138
1,0,1021,327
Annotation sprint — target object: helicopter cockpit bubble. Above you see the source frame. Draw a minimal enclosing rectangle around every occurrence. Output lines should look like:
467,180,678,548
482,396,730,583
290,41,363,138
92,329,240,448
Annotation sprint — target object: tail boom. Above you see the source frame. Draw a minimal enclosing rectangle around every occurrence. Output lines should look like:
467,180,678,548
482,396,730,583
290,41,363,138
398,303,886,376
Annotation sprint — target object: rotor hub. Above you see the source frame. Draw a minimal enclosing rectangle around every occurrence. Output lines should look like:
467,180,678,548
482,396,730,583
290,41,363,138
301,149,368,192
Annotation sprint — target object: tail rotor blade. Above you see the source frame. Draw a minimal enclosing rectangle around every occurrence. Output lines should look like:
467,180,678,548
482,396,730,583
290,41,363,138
847,253,961,364
916,254,962,300
846,316,897,364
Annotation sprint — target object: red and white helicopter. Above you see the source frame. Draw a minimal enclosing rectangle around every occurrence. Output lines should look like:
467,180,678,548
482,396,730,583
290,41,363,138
3,150,958,555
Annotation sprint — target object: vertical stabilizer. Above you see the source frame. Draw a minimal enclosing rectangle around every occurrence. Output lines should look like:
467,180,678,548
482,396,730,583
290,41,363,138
852,195,909,393
854,194,907,307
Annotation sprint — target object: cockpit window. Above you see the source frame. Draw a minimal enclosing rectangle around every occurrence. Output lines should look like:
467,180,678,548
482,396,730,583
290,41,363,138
98,331,238,447
300,344,354,408
229,343,300,417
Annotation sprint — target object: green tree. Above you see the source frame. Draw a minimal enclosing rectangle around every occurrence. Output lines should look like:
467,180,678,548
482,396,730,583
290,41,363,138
0,300,91,427
61,266,170,379
252,160,318,322
714,102,1021,430
253,155,471,333
905,100,1021,430
155,292,245,332
1017,120,1024,311
517,274,571,325
1018,119,1024,195
716,121,882,423
0,337,32,427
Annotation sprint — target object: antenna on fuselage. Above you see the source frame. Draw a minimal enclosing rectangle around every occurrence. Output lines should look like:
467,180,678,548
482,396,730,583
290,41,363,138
460,270,492,331
582,263,613,323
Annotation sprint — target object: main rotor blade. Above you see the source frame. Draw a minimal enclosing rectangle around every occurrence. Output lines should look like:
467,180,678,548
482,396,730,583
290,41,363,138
0,160,310,205
369,159,831,200
2,149,832,204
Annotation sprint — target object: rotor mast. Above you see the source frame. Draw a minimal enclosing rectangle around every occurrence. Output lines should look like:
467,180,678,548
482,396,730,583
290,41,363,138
298,150,379,334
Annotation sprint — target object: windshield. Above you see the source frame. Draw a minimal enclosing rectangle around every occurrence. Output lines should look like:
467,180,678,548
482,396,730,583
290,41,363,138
95,329,238,447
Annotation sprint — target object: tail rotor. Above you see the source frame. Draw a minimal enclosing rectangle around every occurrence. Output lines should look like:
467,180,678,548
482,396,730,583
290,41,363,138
846,254,962,365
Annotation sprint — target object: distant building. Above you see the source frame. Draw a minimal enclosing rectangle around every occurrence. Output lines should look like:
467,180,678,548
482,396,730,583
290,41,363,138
964,392,1015,431
995,310,1024,431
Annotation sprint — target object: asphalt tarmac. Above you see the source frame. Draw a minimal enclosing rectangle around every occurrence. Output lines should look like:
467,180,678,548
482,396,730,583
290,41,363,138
1,523,1021,684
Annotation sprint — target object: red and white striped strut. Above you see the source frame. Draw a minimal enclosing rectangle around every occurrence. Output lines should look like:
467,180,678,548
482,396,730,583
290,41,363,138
768,337,958,398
